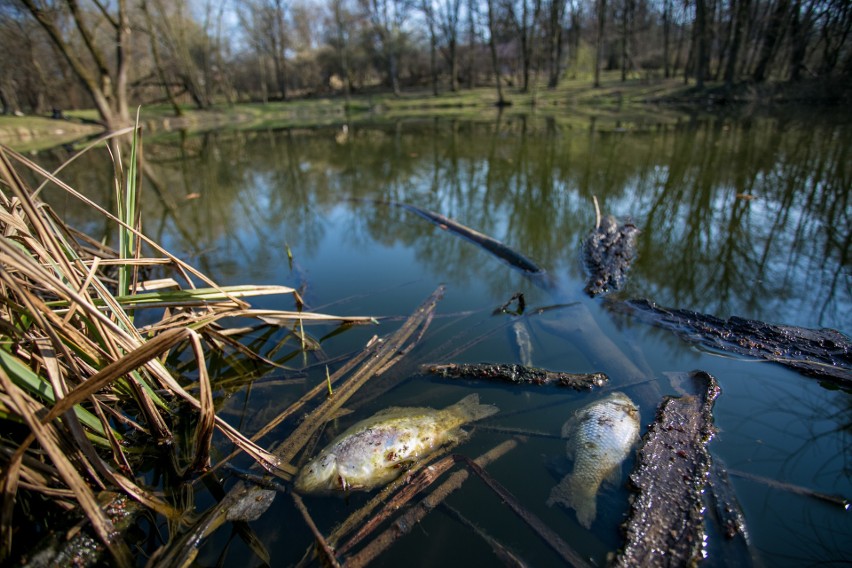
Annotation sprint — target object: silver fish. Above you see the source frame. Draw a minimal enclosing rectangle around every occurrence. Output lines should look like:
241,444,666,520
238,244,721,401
547,392,640,528
294,393,498,494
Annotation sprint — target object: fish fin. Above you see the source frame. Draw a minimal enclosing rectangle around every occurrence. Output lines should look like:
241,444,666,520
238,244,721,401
546,475,598,529
560,412,580,440
448,393,499,422
602,464,622,488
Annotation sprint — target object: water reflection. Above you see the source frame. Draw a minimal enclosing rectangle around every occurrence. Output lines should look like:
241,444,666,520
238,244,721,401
37,112,849,331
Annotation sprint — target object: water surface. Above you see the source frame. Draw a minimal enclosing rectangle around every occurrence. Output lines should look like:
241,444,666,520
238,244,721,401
38,110,851,566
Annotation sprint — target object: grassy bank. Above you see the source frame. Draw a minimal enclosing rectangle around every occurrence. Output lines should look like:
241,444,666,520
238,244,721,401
7,74,846,152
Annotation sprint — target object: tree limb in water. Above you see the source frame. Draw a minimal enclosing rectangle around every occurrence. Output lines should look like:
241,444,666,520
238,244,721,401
615,371,721,568
368,199,553,285
617,299,852,385
423,362,608,390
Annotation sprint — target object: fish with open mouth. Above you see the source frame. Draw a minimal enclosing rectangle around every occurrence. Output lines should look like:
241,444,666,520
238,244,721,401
547,391,640,528
294,393,499,494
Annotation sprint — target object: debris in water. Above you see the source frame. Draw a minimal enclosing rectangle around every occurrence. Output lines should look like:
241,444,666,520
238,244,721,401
294,394,498,494
614,371,720,567
424,362,608,390
547,392,640,528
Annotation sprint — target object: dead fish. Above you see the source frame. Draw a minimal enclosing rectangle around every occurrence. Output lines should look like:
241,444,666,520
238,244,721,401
547,392,640,528
294,393,498,494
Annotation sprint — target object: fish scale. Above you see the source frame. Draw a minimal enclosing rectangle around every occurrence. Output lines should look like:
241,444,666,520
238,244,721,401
547,392,640,528
294,393,498,494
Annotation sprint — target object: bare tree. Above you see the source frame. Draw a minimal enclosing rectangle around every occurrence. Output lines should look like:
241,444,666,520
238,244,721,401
363,0,409,95
437,0,463,91
486,0,508,104
421,0,440,95
543,0,567,87
594,0,607,87
17,0,131,130
238,0,290,100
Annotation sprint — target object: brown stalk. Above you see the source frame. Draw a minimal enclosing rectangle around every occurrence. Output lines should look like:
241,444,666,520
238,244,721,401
292,492,343,568
340,439,518,568
0,367,133,568
186,329,215,475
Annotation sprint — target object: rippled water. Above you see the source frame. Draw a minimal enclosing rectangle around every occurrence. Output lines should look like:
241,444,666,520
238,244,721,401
36,110,851,566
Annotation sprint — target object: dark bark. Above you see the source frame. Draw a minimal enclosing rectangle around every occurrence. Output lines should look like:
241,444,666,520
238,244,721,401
423,362,609,390
582,214,639,297
724,0,750,87
545,0,566,87
19,0,131,130
695,0,709,88
753,0,791,82
618,299,852,385
614,371,721,568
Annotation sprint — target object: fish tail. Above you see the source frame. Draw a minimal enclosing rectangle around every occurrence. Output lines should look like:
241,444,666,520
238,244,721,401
547,475,598,529
448,393,499,422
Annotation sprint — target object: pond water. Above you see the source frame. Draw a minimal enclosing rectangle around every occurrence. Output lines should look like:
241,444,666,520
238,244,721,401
36,109,850,566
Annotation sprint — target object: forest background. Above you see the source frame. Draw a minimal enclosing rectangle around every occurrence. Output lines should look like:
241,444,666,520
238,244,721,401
1,0,850,134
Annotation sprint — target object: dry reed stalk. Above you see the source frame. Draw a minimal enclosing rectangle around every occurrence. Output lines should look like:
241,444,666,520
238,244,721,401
0,131,372,564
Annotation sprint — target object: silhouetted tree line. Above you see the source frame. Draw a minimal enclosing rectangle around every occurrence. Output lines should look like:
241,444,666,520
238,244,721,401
1,0,849,127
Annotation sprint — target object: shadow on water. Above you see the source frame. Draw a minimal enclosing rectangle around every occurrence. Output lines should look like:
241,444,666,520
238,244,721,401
30,110,852,566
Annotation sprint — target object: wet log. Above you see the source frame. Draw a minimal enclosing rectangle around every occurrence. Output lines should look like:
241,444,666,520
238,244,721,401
582,215,639,297
614,371,721,568
620,299,852,385
422,362,608,390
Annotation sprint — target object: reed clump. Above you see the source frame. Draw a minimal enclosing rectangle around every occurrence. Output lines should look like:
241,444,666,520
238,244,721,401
0,129,370,566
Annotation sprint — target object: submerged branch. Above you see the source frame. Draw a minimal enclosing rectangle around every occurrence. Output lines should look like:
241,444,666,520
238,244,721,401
423,362,608,390
366,199,552,284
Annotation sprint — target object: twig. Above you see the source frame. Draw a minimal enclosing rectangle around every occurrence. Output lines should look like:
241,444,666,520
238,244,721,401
340,439,518,567
727,469,849,510
438,502,530,567
292,492,342,568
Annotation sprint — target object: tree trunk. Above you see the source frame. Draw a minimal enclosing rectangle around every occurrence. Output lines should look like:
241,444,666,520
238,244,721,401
594,0,607,87
19,0,130,130
486,0,507,105
467,0,477,88
274,0,288,100
546,0,565,88
695,0,709,88
663,0,671,78
449,37,459,91
753,0,790,82
724,0,750,87
142,0,183,116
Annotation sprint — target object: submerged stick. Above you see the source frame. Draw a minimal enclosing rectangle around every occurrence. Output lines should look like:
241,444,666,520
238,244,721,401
341,439,518,567
618,299,852,384
727,468,850,510
373,199,548,275
582,214,640,297
439,502,530,567
292,492,342,568
423,362,608,390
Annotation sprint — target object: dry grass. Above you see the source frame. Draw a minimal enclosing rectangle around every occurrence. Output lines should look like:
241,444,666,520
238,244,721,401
0,128,374,565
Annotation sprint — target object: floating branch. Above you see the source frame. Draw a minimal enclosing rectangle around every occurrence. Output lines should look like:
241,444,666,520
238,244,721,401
614,371,721,567
618,299,852,384
366,199,553,285
423,362,608,390
582,214,640,297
